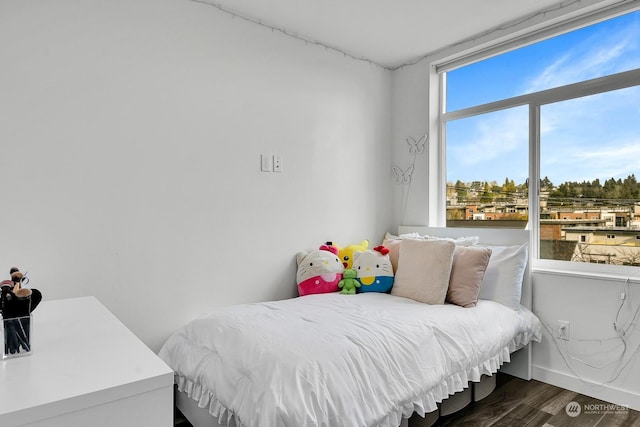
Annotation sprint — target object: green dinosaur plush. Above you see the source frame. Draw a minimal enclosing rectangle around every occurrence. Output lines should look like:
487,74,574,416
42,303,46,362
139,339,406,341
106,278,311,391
338,269,360,295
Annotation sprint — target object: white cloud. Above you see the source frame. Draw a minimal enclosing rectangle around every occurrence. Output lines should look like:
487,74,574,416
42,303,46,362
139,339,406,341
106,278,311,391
525,20,640,94
447,107,529,183
562,141,640,181
448,12,640,185
539,84,640,183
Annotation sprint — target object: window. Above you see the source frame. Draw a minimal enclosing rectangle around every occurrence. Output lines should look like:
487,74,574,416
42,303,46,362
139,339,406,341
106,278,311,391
442,8,640,268
446,107,528,225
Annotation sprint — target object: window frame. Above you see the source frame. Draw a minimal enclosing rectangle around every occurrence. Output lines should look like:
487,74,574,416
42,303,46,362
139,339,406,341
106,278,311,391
428,2,640,277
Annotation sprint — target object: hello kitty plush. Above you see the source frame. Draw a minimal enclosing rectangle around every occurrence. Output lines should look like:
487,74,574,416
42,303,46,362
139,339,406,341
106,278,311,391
296,246,345,296
353,245,394,293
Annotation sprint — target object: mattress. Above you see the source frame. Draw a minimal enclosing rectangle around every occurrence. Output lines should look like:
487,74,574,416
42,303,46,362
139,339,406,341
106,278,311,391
159,292,541,427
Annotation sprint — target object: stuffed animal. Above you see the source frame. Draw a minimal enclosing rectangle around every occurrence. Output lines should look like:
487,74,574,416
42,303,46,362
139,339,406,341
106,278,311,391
338,268,360,295
338,239,369,269
320,242,339,256
296,248,344,296
353,245,394,293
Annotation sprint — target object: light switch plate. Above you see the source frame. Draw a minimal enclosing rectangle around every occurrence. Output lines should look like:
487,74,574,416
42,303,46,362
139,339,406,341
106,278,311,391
261,154,272,172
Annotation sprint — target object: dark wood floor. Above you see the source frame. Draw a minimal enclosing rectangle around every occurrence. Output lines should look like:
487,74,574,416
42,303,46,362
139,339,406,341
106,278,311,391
175,373,640,426
421,373,640,427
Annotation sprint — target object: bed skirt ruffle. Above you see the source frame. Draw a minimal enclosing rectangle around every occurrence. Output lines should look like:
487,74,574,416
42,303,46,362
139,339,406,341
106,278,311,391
174,328,541,427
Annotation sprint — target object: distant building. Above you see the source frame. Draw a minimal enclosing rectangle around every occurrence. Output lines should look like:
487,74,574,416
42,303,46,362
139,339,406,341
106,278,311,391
446,184,640,265
563,227,640,266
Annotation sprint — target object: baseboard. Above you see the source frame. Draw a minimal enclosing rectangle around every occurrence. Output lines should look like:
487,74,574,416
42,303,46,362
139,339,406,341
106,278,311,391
532,365,640,412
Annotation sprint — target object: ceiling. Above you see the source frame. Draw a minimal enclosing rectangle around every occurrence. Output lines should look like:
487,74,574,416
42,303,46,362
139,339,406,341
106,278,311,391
205,0,567,68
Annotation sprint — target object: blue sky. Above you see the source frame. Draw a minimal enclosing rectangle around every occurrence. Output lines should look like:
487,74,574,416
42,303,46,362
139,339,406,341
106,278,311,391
446,10,640,187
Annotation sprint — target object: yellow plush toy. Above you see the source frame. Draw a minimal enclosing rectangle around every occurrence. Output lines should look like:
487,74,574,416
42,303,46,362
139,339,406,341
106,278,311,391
338,240,369,269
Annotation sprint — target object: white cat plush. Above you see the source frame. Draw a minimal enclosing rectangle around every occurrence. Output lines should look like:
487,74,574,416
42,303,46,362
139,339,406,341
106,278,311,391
352,245,394,293
296,245,344,296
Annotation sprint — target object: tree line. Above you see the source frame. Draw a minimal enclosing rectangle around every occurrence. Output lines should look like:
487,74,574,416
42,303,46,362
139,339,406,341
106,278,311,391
450,174,640,204
547,174,639,200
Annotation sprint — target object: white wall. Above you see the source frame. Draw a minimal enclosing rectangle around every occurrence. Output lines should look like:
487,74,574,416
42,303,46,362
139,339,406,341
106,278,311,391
390,33,640,414
532,272,640,410
0,0,392,351
390,62,431,230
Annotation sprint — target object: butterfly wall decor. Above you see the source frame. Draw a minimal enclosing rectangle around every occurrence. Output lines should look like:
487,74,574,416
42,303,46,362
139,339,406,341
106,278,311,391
394,132,428,223
392,133,427,186
406,134,427,155
392,165,414,184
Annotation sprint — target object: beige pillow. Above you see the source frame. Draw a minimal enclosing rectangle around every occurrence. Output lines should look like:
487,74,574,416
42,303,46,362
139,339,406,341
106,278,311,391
382,233,479,274
446,246,492,308
391,239,456,304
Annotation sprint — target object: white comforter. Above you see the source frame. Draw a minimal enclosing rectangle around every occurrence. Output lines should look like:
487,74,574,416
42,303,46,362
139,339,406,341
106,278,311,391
159,293,541,427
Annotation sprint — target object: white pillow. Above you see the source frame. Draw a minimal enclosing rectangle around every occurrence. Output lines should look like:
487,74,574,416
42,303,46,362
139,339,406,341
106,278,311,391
478,243,528,311
421,234,479,247
391,231,480,246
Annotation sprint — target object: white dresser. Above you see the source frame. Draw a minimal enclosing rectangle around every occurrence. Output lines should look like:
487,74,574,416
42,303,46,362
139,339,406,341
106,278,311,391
0,296,174,427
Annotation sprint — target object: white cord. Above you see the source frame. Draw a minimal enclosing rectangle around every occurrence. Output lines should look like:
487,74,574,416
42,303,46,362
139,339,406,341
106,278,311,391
537,317,640,388
535,269,640,387
614,270,640,336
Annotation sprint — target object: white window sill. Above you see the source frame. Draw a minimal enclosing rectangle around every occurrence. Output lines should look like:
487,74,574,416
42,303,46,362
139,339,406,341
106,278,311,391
533,259,640,283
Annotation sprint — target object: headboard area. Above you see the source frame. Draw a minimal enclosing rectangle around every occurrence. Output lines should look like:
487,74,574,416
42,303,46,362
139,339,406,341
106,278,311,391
397,226,532,310
398,226,533,380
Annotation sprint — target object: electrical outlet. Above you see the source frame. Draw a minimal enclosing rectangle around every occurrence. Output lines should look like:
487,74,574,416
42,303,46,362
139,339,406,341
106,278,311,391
273,154,282,172
558,320,570,341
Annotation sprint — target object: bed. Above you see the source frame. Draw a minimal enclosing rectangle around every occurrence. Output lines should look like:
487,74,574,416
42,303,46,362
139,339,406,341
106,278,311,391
159,226,541,427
